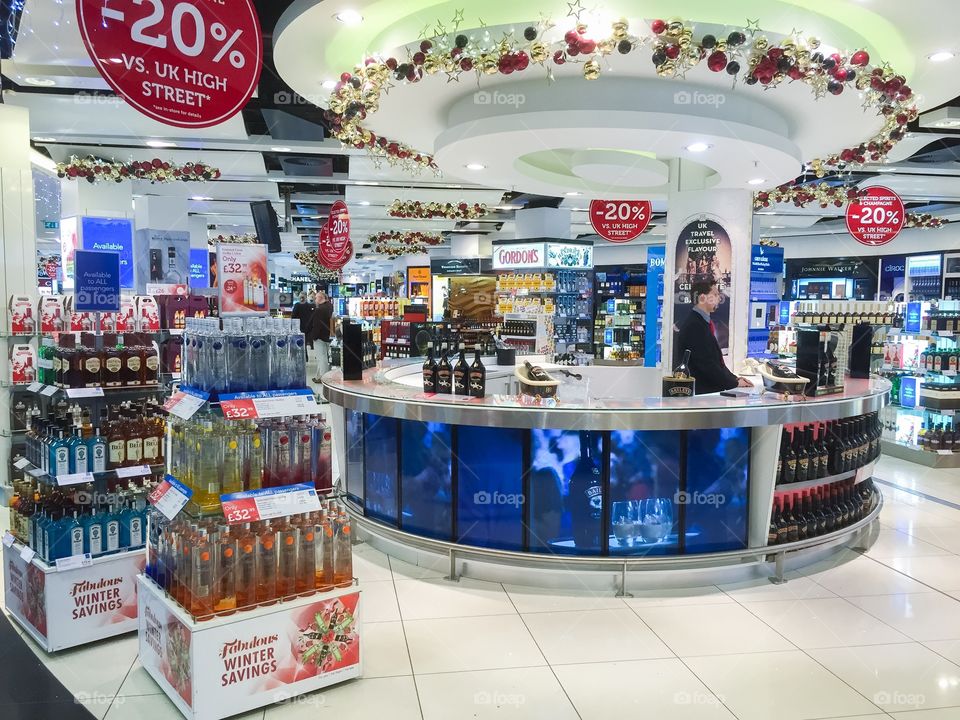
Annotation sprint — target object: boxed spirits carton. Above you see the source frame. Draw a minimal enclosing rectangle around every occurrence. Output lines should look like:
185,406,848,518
9,295,35,334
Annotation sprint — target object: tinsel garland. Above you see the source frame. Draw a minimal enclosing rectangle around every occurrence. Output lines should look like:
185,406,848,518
294,251,342,281
363,231,443,258
210,233,259,245
388,199,488,219
324,12,917,180
56,155,221,183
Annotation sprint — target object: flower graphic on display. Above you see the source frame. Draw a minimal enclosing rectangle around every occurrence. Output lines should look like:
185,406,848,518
294,597,359,674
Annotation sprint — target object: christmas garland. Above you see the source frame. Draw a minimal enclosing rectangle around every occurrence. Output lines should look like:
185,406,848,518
56,155,221,183
755,182,949,228
363,231,443,258
388,199,488,220
325,12,917,179
294,251,342,281
210,233,259,245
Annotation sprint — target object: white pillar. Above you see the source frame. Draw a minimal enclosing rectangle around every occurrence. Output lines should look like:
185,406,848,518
0,106,37,488
663,159,754,375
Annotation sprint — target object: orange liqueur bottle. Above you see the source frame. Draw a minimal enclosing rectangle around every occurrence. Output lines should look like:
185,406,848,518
256,522,278,606
334,511,353,588
275,518,298,599
214,528,238,616
315,514,335,592
296,513,316,596
235,523,257,610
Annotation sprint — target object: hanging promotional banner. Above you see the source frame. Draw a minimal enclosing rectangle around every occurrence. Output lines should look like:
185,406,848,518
673,218,733,361
76,0,263,128
589,200,652,243
845,186,905,246
74,250,121,312
318,200,353,270
217,243,269,315
645,245,665,367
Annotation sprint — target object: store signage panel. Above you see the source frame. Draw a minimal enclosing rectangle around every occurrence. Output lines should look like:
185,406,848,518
189,248,210,288
73,250,121,312
81,217,134,289
545,243,594,269
789,257,875,279
218,243,269,315
906,302,923,334
492,242,547,269
750,245,784,275
76,0,263,128
674,219,733,360
779,302,792,326
846,186,905,246
899,376,919,409
644,245,666,367
430,258,484,275
589,199,652,243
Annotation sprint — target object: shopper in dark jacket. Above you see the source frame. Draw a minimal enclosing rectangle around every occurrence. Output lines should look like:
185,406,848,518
309,292,335,382
674,280,751,395
291,292,315,334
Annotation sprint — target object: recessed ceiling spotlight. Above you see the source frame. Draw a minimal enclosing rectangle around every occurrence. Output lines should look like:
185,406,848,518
334,9,363,25
769,225,786,229
146,139,177,148
191,196,213,201
928,51,955,62
748,177,766,185
24,77,55,86
685,142,711,153
271,146,292,152
465,163,485,170
359,201,371,206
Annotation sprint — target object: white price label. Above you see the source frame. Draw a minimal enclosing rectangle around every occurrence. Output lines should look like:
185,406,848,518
219,389,317,420
40,385,59,397
252,392,318,418
27,467,46,478
55,553,93,572
116,465,152,479
57,472,95,487
937,450,955,456
13,457,30,470
163,388,209,420
66,387,105,399
2,532,15,548
26,382,42,393
19,545,36,563
148,475,193,521
220,483,321,524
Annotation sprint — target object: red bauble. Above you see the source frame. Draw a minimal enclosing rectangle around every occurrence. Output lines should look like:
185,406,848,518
553,50,566,65
896,113,908,125
870,76,885,91
412,51,426,65
664,44,679,59
564,29,579,45
514,51,530,70
498,54,515,74
152,158,163,168
768,47,784,60
899,85,913,99
451,47,462,58
788,66,804,80
567,44,580,57
340,72,352,82
850,50,869,66
460,58,473,71
651,19,666,34
385,57,398,70
830,52,842,65
833,68,848,82
420,40,432,52
458,202,468,211
707,51,727,72
579,38,597,54
840,148,855,162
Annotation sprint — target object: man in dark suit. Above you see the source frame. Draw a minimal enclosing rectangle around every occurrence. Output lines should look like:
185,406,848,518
675,280,751,395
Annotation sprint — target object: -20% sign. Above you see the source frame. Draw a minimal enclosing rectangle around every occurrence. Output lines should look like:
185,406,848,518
845,186,905,247
589,200,652,243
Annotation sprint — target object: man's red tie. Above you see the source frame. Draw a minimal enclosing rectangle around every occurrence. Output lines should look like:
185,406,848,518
709,319,717,338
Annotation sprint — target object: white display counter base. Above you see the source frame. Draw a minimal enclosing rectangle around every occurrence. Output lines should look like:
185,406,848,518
2,541,145,652
137,575,362,720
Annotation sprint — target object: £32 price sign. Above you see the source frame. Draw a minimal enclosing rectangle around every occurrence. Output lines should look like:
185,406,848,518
77,0,263,128
589,200,653,243
845,186,905,247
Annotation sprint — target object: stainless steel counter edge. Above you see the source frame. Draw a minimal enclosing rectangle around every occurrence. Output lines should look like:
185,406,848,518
322,369,892,431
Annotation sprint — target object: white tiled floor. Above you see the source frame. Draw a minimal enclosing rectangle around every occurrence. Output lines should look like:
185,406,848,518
8,457,960,719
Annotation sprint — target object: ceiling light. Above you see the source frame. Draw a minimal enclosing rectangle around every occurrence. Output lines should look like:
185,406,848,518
565,191,582,196
24,77,55,86
354,180,379,185
334,9,363,25
358,201,371,206
191,196,212,201
271,146,292,152
928,51,955,62
685,142,711,153
748,178,766,185
32,136,57,142
465,163,485,171
936,119,960,128
322,80,337,89
146,139,177,148
769,225,786,229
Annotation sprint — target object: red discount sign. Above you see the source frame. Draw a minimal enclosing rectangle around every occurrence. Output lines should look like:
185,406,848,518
845,186,905,246
77,0,263,128
318,200,354,270
589,200,653,243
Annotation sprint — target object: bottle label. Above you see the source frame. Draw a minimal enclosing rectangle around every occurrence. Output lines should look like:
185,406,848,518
84,358,101,373
143,437,160,461
126,438,143,463
105,357,122,373
146,356,159,372
787,459,797,472
106,520,119,551
127,356,142,372
109,440,126,464
423,370,435,391
130,517,143,547
89,524,102,555
91,444,107,472
55,447,70,476
74,445,89,473
71,527,84,557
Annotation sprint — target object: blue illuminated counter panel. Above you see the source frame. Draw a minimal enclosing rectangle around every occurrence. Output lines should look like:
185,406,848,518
323,361,889,559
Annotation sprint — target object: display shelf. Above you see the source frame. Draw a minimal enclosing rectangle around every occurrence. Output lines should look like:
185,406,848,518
3,540,145,652
11,456,164,486
137,575,362,720
774,460,877,493
880,439,960,468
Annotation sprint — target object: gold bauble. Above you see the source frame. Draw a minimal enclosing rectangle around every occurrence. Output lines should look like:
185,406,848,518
576,22,588,34
772,72,785,84
598,38,615,54
715,40,727,52
795,48,810,64
584,59,601,80
656,60,676,76
329,98,347,114
423,54,441,74
807,36,821,49
666,20,684,38
531,41,548,63
754,36,769,51
361,130,372,143
361,88,379,104
748,54,761,69
855,74,871,90
482,56,498,75
612,18,629,38
442,56,456,72
781,40,795,55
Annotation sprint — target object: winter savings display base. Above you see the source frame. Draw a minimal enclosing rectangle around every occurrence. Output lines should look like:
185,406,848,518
137,575,362,720
2,541,144,652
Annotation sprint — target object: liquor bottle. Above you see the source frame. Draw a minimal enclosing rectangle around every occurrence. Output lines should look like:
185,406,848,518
569,431,602,549
50,429,70,478
236,524,257,609
769,499,781,545
296,515,317,595
804,426,819,481
795,493,809,541
88,428,108,473
422,342,437,393
125,413,144,469
107,414,127,470
524,361,552,383
256,522,278,606
214,531,238,616
782,430,798,484
817,424,829,479
436,344,453,393
469,344,486,398
60,511,85,561
194,420,223,512
794,429,809,484
802,491,818,538
142,413,163,467
783,494,799,543
221,429,245,495
69,427,89,474
775,498,789,544
81,508,104,557
104,504,121,554
316,515,335,591
334,513,353,588
276,518,299,598
190,530,214,620
453,344,470,396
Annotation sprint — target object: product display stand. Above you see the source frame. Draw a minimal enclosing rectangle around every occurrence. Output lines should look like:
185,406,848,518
2,536,145,651
137,569,361,720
